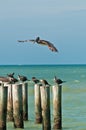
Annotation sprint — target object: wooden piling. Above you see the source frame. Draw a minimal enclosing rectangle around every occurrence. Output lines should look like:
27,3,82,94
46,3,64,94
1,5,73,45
7,84,13,121
52,84,62,129
0,83,8,130
34,84,42,123
40,86,51,130
12,83,24,128
22,82,28,121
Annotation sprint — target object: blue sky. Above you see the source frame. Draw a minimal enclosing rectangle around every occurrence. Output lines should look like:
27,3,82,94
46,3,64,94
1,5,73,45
0,0,86,65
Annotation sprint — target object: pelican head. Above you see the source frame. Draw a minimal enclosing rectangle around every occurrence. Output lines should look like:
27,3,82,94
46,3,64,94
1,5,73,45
35,37,40,42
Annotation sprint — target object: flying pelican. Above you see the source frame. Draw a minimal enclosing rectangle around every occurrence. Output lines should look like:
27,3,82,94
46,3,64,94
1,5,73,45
18,37,58,52
54,76,66,85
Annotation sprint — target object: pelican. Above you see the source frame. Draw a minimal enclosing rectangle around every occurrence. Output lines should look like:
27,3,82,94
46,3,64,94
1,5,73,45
32,77,40,84
0,76,18,84
40,79,51,86
18,75,29,82
0,77,10,83
7,73,18,83
7,72,15,78
54,76,66,85
8,77,18,83
18,37,58,52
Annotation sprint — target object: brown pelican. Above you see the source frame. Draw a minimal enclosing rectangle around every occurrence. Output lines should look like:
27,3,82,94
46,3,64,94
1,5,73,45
0,77,10,83
7,73,18,83
7,72,15,78
18,37,58,52
8,77,18,83
18,75,29,82
40,79,51,86
0,76,18,84
32,77,40,84
54,76,66,85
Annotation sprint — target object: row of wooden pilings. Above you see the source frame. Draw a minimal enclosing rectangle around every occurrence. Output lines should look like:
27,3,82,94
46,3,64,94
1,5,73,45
0,82,28,130
0,82,62,130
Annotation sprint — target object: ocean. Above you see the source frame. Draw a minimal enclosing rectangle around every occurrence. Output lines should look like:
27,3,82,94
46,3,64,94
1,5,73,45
0,65,86,130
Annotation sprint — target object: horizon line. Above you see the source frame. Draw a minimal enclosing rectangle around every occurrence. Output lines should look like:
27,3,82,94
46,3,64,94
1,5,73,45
0,64,86,66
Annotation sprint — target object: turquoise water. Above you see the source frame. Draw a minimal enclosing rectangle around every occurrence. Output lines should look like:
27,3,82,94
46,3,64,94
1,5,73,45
0,65,86,130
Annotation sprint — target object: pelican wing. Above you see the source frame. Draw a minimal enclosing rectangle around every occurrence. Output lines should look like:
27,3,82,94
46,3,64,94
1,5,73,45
17,40,30,42
39,40,58,52
29,39,36,43
48,42,58,52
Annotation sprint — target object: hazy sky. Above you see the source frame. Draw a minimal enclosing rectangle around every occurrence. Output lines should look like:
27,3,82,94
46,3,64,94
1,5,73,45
0,0,86,65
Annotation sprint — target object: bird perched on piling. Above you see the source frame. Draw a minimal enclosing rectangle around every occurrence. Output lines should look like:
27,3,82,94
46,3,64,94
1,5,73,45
18,37,58,52
32,77,40,84
7,72,18,83
0,76,18,84
8,77,18,84
7,72,15,78
40,79,51,87
18,75,29,82
54,76,66,85
0,76,10,83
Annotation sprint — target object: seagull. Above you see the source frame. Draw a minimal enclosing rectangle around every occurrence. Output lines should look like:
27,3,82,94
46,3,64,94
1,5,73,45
18,37,58,52
54,76,66,85
18,75,29,82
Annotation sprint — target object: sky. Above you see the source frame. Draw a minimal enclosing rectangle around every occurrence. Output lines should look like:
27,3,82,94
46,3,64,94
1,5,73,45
0,0,86,65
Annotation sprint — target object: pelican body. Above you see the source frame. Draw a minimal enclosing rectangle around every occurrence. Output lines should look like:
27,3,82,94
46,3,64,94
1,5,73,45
0,76,18,84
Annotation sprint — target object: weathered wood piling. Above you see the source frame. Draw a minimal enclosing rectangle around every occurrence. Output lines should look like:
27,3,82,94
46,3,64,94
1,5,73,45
40,86,51,130
22,82,28,121
7,84,13,121
34,84,42,123
52,84,62,129
12,83,24,128
0,83,8,130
